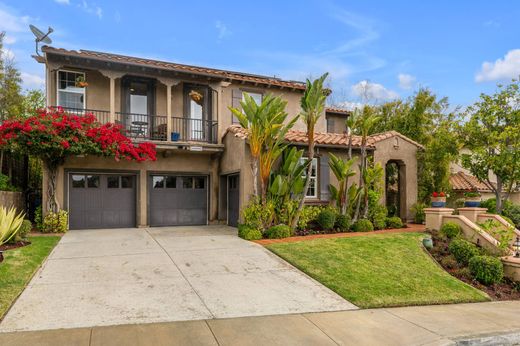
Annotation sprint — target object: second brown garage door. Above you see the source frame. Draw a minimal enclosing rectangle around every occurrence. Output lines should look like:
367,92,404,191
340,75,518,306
149,175,208,226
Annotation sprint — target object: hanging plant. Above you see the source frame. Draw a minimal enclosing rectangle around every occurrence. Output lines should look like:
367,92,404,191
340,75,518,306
75,75,89,88
189,90,203,104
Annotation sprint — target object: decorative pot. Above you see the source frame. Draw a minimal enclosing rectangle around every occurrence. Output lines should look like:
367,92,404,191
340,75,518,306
431,197,446,208
423,237,433,249
171,132,180,141
464,197,481,207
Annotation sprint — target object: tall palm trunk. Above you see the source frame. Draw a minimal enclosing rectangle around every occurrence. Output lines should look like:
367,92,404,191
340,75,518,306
251,159,259,198
353,140,366,221
291,133,314,230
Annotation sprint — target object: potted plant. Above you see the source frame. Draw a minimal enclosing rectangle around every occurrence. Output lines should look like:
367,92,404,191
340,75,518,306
463,190,482,207
431,191,447,207
75,75,88,88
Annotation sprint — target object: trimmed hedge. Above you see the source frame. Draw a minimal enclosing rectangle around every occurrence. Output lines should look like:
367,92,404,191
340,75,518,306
449,239,480,266
385,216,404,229
264,224,292,239
317,209,336,230
441,222,462,239
335,214,351,232
352,219,374,232
238,224,262,241
469,255,503,285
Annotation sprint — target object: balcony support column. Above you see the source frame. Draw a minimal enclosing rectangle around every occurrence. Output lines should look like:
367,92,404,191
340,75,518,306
99,70,125,123
157,78,180,142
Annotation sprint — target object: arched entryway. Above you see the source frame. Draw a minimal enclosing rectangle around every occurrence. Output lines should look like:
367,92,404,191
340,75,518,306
385,160,407,220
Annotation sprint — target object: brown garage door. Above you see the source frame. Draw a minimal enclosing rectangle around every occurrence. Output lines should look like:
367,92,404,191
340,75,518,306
149,175,208,226
68,173,136,229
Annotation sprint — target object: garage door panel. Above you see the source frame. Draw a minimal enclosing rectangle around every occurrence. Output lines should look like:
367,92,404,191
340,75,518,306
149,175,207,227
69,174,136,230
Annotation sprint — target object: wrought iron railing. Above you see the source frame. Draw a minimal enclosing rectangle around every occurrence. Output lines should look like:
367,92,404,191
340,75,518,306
56,106,111,124
171,116,218,143
115,112,168,141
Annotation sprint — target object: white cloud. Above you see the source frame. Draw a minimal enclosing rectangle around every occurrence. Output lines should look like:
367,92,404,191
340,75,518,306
476,49,520,82
3,34,16,44
54,0,70,4
0,7,30,33
78,1,103,19
2,48,15,61
215,21,231,41
398,73,416,90
333,101,364,111
21,72,45,89
351,80,399,102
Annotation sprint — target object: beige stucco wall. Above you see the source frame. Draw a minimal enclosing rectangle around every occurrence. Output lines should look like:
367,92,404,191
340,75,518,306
42,151,219,227
373,136,419,221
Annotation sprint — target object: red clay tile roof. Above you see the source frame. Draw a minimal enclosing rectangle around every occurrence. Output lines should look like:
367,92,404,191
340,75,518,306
41,46,307,90
226,125,373,148
369,130,424,149
325,107,351,116
450,171,494,192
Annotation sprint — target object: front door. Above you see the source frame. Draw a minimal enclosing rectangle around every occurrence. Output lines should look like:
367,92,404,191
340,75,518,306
227,174,239,227
184,85,211,141
122,77,155,137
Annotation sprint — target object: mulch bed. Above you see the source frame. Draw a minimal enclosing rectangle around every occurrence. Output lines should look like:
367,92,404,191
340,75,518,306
426,230,520,301
254,223,425,245
0,240,31,252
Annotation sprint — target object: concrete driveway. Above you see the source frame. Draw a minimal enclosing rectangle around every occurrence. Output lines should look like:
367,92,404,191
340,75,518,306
0,226,355,332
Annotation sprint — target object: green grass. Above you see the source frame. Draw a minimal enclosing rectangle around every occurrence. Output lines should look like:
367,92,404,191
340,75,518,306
0,236,60,319
267,232,489,308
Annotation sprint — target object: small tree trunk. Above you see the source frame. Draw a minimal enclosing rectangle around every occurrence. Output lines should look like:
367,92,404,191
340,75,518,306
495,177,503,214
251,159,259,198
44,161,60,213
291,142,314,230
353,144,366,221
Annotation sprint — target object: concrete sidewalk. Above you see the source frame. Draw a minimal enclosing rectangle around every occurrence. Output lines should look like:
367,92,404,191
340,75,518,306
3,301,520,345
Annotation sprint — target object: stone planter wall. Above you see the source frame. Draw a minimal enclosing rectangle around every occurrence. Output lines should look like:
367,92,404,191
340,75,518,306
0,191,25,213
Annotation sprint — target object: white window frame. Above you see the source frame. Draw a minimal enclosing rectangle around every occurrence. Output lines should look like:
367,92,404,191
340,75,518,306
56,69,86,110
300,157,318,199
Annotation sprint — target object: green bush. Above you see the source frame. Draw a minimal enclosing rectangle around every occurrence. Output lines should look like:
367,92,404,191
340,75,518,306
41,210,68,233
368,204,387,230
448,239,480,266
35,205,43,231
385,216,404,229
480,198,520,228
440,255,458,269
17,219,33,240
264,224,292,239
440,222,462,239
241,199,275,231
296,206,322,230
469,255,504,285
0,173,18,191
352,219,374,232
317,209,336,230
238,224,262,240
335,214,351,232
410,202,426,224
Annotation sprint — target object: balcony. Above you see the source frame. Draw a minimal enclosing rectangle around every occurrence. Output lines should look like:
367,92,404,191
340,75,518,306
58,107,218,144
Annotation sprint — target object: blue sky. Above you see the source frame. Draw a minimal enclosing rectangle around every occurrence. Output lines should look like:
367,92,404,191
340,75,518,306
1,0,519,107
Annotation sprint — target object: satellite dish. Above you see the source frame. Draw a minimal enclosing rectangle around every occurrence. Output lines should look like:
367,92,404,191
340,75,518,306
29,24,54,56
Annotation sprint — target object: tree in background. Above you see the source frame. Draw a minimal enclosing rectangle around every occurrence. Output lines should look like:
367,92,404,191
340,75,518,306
291,73,328,230
0,32,23,121
461,80,520,213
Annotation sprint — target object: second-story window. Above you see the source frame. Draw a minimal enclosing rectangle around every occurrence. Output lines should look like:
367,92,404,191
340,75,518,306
232,91,263,124
57,70,85,109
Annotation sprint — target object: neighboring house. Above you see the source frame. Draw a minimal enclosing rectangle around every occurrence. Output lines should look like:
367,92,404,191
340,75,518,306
35,46,423,229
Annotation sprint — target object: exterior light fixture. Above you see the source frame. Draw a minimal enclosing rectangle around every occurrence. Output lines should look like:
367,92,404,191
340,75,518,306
514,236,520,258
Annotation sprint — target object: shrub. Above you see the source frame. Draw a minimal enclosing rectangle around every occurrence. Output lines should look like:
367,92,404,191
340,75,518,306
440,222,462,239
440,255,458,269
0,206,24,246
317,209,336,230
242,199,275,231
17,219,33,240
0,173,18,191
264,224,292,239
41,210,68,233
35,205,43,231
335,214,351,232
297,206,322,230
503,203,520,228
353,219,374,232
385,216,404,229
448,239,480,266
238,224,262,240
411,202,426,224
469,255,503,285
368,204,387,230
454,267,472,280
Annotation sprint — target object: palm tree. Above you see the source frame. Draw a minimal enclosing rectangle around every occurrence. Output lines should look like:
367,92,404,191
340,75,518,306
361,163,384,218
345,111,358,160
328,153,356,215
290,73,329,230
353,107,380,221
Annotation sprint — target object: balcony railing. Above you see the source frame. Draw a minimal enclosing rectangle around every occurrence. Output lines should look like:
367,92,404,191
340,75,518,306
56,107,218,143
171,116,218,143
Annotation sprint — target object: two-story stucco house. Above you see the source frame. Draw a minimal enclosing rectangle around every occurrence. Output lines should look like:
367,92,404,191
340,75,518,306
35,46,422,230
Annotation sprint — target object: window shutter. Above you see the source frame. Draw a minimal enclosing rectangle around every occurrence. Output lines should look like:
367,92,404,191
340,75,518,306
319,153,330,201
231,89,242,124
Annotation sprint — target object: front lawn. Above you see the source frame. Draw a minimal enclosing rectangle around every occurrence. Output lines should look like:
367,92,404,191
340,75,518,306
266,232,489,308
0,236,60,319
